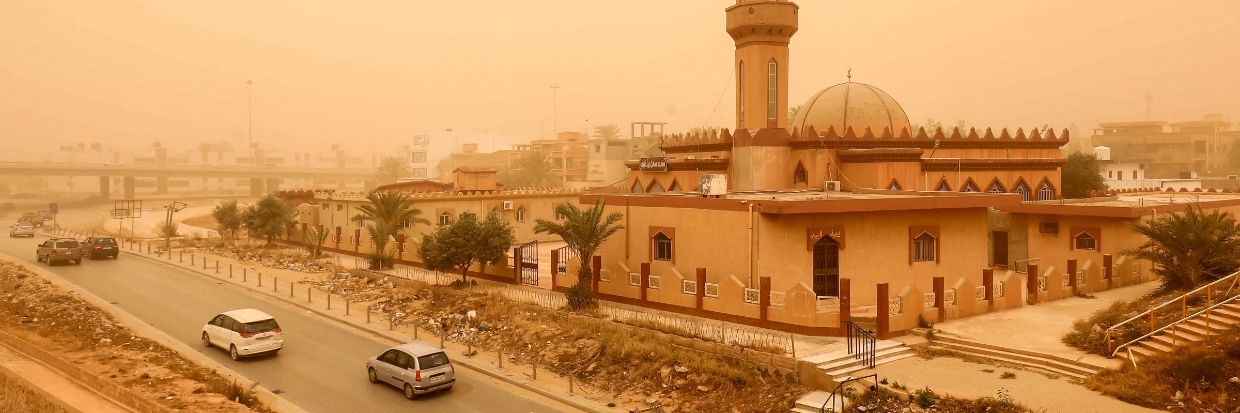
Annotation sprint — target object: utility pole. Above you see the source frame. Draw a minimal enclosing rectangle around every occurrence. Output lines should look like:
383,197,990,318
551,86,561,185
247,80,254,163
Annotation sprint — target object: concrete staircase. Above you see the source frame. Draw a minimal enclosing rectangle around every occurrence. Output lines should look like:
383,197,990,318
918,332,1102,380
800,339,915,383
791,391,842,413
1121,302,1240,360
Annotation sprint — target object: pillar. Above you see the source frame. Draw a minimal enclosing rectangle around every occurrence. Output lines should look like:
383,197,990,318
1103,254,1113,290
334,226,342,250
1067,259,1078,295
266,178,280,195
156,177,168,194
876,283,890,339
695,268,706,311
99,176,110,201
512,247,522,284
839,278,851,324
250,178,265,197
550,249,559,288
353,228,361,252
759,276,771,321
592,255,602,292
982,268,994,312
933,276,945,321
123,176,135,199
639,262,650,301
1026,263,1039,305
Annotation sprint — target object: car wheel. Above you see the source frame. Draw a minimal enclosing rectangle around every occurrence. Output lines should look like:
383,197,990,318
74,259,81,265
35,253,41,262
230,345,239,361
404,383,417,400
202,333,212,348
367,367,379,384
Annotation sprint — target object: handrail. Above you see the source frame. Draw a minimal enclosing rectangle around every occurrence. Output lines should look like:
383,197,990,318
820,373,877,413
1107,271,1238,345
1110,292,1240,358
845,321,876,369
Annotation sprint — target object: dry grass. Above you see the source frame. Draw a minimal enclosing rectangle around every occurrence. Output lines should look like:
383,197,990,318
1061,296,1196,356
0,373,68,413
1086,328,1240,412
843,386,1040,413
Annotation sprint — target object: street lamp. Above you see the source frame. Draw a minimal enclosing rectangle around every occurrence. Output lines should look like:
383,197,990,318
247,80,254,164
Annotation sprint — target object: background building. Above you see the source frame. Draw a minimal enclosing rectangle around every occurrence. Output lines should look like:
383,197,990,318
411,130,527,180
1091,114,1237,178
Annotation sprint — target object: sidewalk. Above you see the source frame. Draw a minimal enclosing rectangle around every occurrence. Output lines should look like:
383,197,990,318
932,281,1159,370
0,343,130,413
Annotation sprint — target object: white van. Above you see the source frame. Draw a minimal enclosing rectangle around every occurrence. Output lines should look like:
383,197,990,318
201,309,284,360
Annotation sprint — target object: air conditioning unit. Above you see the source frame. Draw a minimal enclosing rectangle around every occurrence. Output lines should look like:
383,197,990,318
502,201,514,211
824,181,842,192
1039,222,1059,234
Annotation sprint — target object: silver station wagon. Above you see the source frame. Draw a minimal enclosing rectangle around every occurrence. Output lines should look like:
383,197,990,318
366,342,456,399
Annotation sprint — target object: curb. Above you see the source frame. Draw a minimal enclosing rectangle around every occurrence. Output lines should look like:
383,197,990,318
0,357,89,413
117,246,615,413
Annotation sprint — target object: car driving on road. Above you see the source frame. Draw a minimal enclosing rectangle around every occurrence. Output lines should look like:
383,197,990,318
201,309,283,361
83,236,119,259
35,238,83,265
366,343,456,399
9,222,34,238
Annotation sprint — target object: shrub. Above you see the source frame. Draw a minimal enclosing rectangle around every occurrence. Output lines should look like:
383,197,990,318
565,285,595,310
1062,299,1152,356
911,386,937,408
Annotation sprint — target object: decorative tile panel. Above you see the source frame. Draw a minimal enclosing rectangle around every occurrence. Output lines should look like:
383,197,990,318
975,286,987,302
704,283,720,298
629,272,641,286
889,297,903,315
682,280,697,295
648,275,661,290
923,293,936,310
1037,276,1047,292
769,291,787,308
599,269,610,282
944,289,957,307
744,288,759,304
816,296,840,313
993,281,1006,298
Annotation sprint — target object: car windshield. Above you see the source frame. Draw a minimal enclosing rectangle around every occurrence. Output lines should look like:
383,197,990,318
16,224,31,229
55,241,79,248
242,319,279,333
417,352,450,369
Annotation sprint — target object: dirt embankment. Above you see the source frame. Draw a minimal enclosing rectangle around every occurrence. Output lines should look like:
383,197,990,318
0,372,69,413
0,260,268,413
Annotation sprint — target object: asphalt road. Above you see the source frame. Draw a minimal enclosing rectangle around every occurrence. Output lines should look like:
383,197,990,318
1,219,568,413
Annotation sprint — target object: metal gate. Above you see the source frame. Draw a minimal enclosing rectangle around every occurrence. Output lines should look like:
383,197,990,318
553,245,576,275
519,240,539,285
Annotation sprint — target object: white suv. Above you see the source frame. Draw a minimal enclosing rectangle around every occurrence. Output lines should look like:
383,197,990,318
201,309,283,360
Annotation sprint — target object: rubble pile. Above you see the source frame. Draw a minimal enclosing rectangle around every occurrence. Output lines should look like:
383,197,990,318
0,261,268,413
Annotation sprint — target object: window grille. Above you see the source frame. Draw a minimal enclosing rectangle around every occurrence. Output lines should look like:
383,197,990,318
913,233,936,262
1075,233,1096,250
654,233,673,261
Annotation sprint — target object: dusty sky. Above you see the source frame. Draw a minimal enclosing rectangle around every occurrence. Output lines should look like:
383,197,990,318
2,0,1238,155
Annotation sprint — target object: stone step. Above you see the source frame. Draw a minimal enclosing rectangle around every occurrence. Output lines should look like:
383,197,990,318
792,390,842,413
930,342,1094,379
816,345,913,373
827,353,917,382
1183,317,1237,333
1125,344,1159,359
1209,308,1240,322
801,340,903,365
1137,340,1173,353
1221,303,1240,312
928,334,1105,372
1148,330,1205,347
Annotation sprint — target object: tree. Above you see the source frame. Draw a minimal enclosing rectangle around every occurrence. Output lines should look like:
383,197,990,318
158,221,180,238
1227,144,1240,173
197,142,217,165
376,156,411,186
592,123,623,140
351,191,429,269
1062,152,1107,198
915,118,943,134
688,127,718,138
511,151,560,188
241,195,297,245
534,200,624,306
417,212,515,284
216,141,235,163
788,105,803,121
303,225,329,259
212,200,243,240
1121,206,1240,295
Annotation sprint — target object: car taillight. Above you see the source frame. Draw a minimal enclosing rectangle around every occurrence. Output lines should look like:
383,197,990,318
239,332,256,338
52,249,57,254
94,247,101,250
450,363,455,373
414,370,421,382
112,246,119,249
273,328,282,333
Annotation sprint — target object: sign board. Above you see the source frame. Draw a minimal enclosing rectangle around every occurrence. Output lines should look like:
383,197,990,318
638,157,669,172
699,174,727,196
48,203,58,215
113,200,142,219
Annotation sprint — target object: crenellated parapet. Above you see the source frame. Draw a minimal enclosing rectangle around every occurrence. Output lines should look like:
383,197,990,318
787,125,1070,150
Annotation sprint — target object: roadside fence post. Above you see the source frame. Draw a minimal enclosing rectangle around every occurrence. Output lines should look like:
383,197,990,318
258,274,262,288
229,264,233,278
203,257,207,270
179,250,183,263
532,360,537,381
568,375,574,396
439,332,444,349
366,307,370,324
497,348,503,370
273,277,278,292
215,261,219,274
346,299,350,316
308,286,312,303
243,268,247,282
389,317,393,331
468,341,472,358
289,282,294,298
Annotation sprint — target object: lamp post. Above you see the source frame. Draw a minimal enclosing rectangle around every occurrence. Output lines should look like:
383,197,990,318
247,80,254,164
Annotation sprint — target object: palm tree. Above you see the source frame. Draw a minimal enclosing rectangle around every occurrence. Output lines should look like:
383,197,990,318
352,191,430,269
375,156,411,185
534,200,624,296
688,127,718,138
1121,205,1240,295
511,151,560,188
197,142,217,165
592,123,623,140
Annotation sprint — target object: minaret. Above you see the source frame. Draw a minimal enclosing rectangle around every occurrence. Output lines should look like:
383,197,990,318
726,0,799,130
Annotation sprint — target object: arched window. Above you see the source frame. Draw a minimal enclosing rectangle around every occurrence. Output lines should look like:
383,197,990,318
1075,233,1096,250
767,59,778,124
738,62,745,129
516,206,526,223
653,232,673,262
961,180,979,193
1012,181,1031,201
793,162,807,184
935,179,951,192
438,212,452,226
987,180,1006,194
913,233,936,262
1037,181,1055,201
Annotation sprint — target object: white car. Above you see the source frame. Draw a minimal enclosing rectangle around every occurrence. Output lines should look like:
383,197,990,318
366,343,456,399
201,309,283,360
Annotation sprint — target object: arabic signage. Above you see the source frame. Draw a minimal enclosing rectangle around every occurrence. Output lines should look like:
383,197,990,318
638,157,669,172
806,226,845,250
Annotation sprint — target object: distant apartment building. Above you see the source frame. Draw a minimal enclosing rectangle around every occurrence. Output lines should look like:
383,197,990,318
513,131,591,188
411,130,527,180
585,122,665,187
1091,114,1238,178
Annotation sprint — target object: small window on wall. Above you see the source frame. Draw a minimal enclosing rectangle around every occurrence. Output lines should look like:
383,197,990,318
1075,233,1096,250
987,181,1006,194
936,180,951,192
516,207,527,222
961,180,979,193
888,180,902,191
793,162,807,183
355,219,364,229
556,210,568,221
1037,181,1055,201
439,212,452,226
1108,170,1113,178
653,232,673,261
337,204,344,211
1012,181,1031,201
913,233,936,262
322,203,330,210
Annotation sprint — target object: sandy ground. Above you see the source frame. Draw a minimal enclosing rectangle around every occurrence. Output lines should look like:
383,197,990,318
0,344,130,413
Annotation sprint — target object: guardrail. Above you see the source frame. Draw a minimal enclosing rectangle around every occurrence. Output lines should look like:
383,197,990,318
1105,271,1239,353
1111,291,1240,359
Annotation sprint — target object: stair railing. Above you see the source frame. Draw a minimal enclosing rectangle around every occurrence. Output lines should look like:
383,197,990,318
845,321,876,369
1110,292,1240,358
1105,271,1238,354
820,373,877,413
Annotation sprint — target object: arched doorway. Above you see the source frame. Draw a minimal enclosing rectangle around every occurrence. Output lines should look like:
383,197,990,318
812,236,840,297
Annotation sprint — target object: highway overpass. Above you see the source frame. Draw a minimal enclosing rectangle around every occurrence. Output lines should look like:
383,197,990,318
0,162,378,199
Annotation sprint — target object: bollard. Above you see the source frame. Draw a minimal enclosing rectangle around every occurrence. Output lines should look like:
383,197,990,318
327,293,332,310
147,244,150,254
273,277,278,292
203,257,207,270
229,264,233,278
243,268,247,282
290,282,294,298
308,286,312,303
258,274,262,288
468,342,472,358
215,261,219,274
413,324,417,338
532,360,537,381
440,333,444,349
366,308,370,324
346,299,350,316
498,348,503,370
568,375,574,396
179,251,183,263
389,317,393,331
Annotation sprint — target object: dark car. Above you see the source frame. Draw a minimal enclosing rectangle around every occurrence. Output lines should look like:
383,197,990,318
83,236,120,260
36,238,83,265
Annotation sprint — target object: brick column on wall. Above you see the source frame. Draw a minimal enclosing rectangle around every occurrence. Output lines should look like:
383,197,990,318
840,278,852,324
695,268,706,310
1026,262,1040,305
877,283,890,339
639,262,650,301
512,247,521,284
592,255,602,292
354,228,361,253
1103,254,1113,290
1067,259,1078,295
933,276,945,321
759,276,772,321
334,226,341,250
550,249,559,289
982,268,994,312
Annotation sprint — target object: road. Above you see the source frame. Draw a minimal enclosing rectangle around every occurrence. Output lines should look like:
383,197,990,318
0,218,569,413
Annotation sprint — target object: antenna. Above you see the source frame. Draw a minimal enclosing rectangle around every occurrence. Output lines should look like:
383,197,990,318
847,67,852,82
